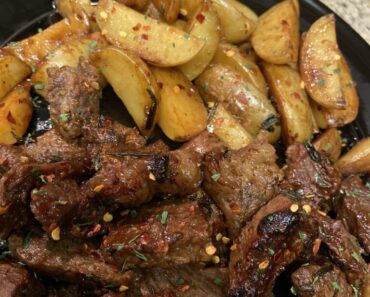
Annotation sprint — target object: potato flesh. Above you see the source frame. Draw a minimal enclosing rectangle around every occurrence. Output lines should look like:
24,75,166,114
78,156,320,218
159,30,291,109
178,1,220,81
336,138,370,175
313,128,342,162
96,0,205,67
97,47,160,136
251,0,299,64
0,82,33,144
151,67,207,141
261,62,314,145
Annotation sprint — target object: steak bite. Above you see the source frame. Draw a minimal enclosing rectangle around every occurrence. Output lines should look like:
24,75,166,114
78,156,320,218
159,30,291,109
336,176,370,254
102,195,225,269
47,58,101,140
229,195,318,297
8,233,133,289
0,262,45,297
203,133,283,237
291,260,353,297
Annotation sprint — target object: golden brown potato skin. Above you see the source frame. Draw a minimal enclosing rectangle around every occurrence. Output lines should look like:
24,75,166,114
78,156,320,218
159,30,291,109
196,64,280,143
116,0,149,11
0,82,33,144
336,138,370,175
313,128,342,162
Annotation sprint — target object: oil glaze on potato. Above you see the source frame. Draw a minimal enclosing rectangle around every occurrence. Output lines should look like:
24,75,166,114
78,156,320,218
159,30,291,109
151,67,207,141
96,0,205,67
336,138,370,175
261,62,314,145
251,0,299,64
97,47,160,136
178,1,220,81
313,128,342,162
0,82,33,145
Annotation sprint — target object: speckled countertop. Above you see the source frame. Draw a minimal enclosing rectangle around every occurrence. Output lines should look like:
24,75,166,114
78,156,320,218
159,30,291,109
320,0,370,44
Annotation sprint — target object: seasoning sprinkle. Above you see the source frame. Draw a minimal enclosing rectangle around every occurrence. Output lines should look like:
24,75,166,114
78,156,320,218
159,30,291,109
317,210,327,217
211,172,221,182
20,156,29,163
103,212,113,223
173,85,181,94
212,255,220,264
59,113,70,122
34,83,44,90
159,210,168,225
258,259,269,270
222,236,230,244
351,251,360,263
290,204,299,213
93,184,104,193
302,204,312,214
119,31,127,37
332,281,343,293
216,233,222,241
88,40,98,50
100,11,108,19
226,50,235,57
119,285,129,292
51,227,61,241
205,244,217,256
268,248,275,256
230,244,237,251
179,8,188,16
148,172,156,181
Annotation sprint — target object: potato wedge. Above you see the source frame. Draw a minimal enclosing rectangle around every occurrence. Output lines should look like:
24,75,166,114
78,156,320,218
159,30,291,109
336,138,370,175
300,14,347,109
0,82,33,145
151,67,207,141
211,0,256,44
213,43,268,96
208,102,253,150
196,64,280,143
116,0,149,11
178,1,220,81
228,0,258,23
251,0,299,64
0,54,31,100
150,0,180,23
56,0,99,32
31,34,107,99
97,47,160,136
313,128,342,162
309,53,359,129
261,62,314,145
3,18,88,67
96,0,204,67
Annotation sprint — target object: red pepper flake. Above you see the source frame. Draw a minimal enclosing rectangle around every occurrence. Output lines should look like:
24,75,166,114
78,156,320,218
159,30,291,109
189,205,196,213
45,174,55,183
87,224,102,237
196,13,205,23
178,285,190,292
236,93,249,105
292,92,301,99
103,119,113,128
7,111,16,124
132,23,141,31
177,84,185,90
158,82,163,89
215,117,224,126
143,25,151,31
0,102,4,108
141,34,149,40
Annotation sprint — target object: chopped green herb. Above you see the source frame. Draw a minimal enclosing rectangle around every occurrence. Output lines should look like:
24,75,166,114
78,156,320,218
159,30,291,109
323,143,332,150
298,231,306,240
129,233,142,244
112,243,125,251
244,63,252,70
133,249,147,261
175,278,186,286
59,113,70,122
31,96,42,108
331,281,343,293
31,167,41,177
244,85,250,92
351,251,360,263
211,172,221,182
55,200,68,205
89,40,98,50
268,248,275,256
8,42,21,49
346,82,353,88
213,277,223,286
121,258,128,272
202,82,208,90
34,83,44,90
351,284,359,297
37,28,43,33
30,64,37,73
172,42,176,48
23,232,32,248
290,286,297,295
318,79,325,86
159,210,168,225
183,33,190,39
333,68,341,74
267,215,274,222
338,245,345,252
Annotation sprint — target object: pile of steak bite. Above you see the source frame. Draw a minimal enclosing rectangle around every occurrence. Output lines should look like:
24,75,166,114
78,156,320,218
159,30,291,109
0,60,369,297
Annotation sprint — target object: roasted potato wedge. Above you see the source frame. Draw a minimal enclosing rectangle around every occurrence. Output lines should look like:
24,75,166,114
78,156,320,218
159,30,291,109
196,64,280,143
151,67,207,141
97,47,160,136
3,18,88,67
251,0,299,64
56,0,99,32
261,62,314,145
96,0,205,67
0,82,33,144
0,54,31,100
309,53,359,129
300,14,348,110
213,43,268,96
116,0,149,11
208,102,253,150
31,34,107,99
336,138,370,175
150,0,180,23
178,1,220,81
313,128,342,162
211,0,256,44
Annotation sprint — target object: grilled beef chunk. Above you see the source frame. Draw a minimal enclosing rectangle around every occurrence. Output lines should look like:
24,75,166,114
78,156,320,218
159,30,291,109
0,262,45,297
229,195,318,297
8,233,133,288
47,58,101,140
282,143,341,205
128,265,229,297
336,176,370,254
24,129,87,163
30,179,88,232
291,260,353,297
203,133,282,237
102,196,224,268
316,214,367,286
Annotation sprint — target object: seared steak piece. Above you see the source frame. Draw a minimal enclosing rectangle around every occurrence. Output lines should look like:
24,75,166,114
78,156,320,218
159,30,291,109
229,195,318,297
102,196,224,268
47,58,101,140
282,142,341,205
8,233,133,289
203,133,282,237
336,176,370,254
31,179,88,232
24,129,87,163
0,262,45,297
128,265,229,297
291,260,353,297
315,214,367,286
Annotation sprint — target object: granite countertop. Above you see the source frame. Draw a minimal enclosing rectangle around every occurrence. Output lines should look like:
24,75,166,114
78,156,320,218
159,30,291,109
320,0,370,44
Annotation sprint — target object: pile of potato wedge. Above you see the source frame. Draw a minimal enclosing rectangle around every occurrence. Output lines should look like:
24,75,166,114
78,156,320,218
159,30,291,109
0,0,369,176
